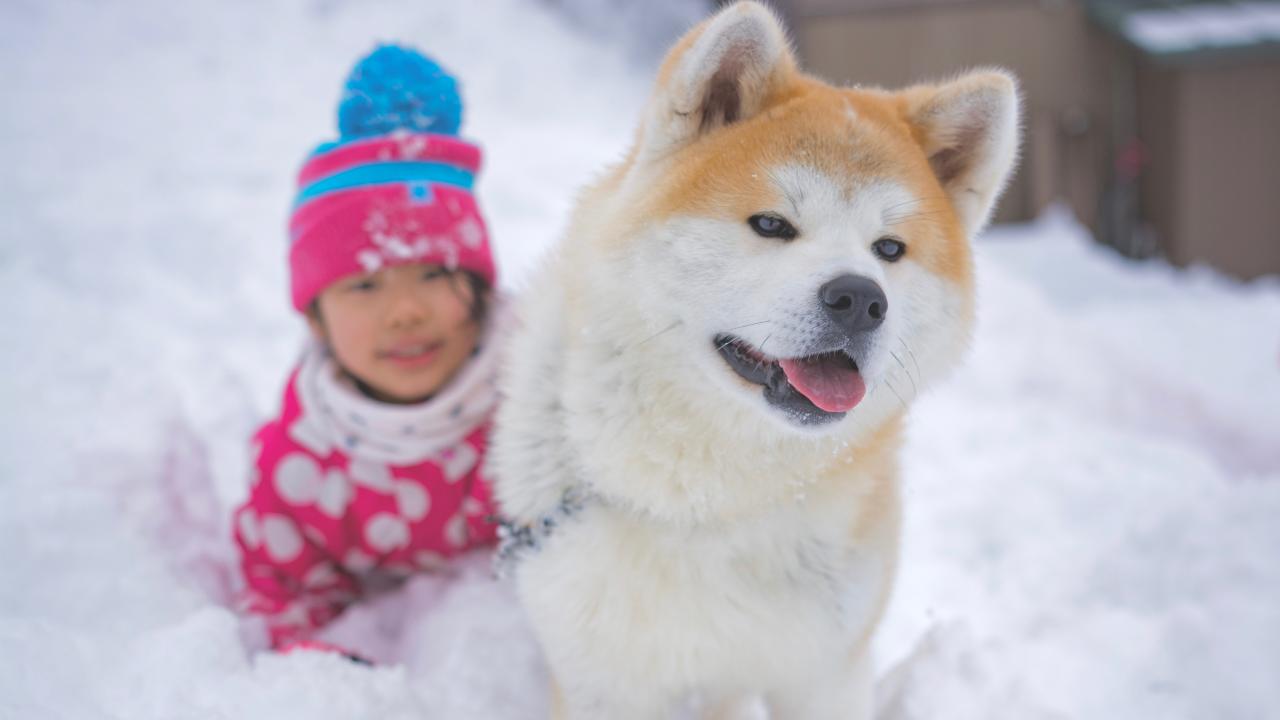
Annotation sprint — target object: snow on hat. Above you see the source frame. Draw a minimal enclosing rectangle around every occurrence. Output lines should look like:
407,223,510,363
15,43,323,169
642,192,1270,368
288,45,495,312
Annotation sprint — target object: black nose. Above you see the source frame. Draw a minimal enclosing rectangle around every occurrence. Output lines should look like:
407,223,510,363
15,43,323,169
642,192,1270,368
819,274,887,334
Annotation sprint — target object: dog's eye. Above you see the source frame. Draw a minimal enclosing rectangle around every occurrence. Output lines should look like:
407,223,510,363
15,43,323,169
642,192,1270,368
747,213,798,240
872,237,906,262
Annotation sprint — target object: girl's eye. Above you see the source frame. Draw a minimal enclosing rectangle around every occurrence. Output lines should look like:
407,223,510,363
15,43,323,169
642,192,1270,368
348,278,379,292
747,213,798,241
872,237,907,262
421,267,448,282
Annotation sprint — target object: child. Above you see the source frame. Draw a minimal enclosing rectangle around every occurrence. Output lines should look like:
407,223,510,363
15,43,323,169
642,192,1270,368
232,45,505,653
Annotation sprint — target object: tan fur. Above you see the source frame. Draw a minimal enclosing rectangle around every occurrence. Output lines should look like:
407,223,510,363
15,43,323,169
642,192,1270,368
641,78,976,287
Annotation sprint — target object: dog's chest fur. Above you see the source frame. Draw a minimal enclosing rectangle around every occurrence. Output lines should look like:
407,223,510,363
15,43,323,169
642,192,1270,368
516,485,895,690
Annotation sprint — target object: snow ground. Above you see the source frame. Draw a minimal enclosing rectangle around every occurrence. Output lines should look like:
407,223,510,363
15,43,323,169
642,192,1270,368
2,1,1277,718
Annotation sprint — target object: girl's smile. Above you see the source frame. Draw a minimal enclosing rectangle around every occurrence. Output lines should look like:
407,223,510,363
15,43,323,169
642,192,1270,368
380,338,446,368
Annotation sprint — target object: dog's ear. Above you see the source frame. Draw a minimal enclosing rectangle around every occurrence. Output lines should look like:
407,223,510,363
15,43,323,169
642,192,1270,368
639,1,795,160
903,70,1021,237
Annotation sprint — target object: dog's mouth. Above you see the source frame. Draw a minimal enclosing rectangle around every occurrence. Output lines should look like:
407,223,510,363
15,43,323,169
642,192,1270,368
714,334,867,425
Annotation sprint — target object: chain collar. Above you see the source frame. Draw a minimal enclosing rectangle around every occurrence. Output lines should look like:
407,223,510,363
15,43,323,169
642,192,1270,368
494,485,593,576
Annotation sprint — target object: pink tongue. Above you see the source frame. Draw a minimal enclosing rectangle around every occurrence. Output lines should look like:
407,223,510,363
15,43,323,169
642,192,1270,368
779,356,866,413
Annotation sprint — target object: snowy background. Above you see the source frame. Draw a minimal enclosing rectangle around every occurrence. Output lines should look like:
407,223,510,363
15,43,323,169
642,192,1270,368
2,1,1278,718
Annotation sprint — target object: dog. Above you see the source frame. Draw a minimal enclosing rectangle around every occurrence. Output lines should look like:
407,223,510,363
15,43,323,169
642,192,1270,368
490,2,1020,717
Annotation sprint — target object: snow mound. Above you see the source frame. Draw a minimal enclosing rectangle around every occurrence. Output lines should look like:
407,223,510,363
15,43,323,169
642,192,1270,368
3,2,1277,718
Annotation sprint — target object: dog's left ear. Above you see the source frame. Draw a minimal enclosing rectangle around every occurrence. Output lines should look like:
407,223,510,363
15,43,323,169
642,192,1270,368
903,70,1021,237
639,1,795,160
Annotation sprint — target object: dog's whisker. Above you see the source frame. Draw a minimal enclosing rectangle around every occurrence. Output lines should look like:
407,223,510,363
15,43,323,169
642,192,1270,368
883,210,950,226
883,375,908,411
633,320,682,349
884,217,948,228
751,334,776,373
880,196,952,221
885,207,949,216
897,336,923,396
883,218,945,229
889,350,917,399
721,319,771,334
882,195,943,213
892,208,949,216
882,198,924,213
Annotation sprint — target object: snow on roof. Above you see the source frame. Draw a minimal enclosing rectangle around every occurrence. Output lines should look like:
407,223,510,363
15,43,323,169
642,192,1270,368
1117,1,1280,55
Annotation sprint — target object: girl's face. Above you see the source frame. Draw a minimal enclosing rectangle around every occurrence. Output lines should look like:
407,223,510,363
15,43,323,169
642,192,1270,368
309,263,485,404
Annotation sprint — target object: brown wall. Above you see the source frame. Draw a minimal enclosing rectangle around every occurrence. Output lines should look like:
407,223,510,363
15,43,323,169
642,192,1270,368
1139,57,1280,279
776,0,1280,279
783,0,1118,227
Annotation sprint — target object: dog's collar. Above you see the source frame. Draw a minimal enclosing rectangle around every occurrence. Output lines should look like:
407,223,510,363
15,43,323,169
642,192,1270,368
494,485,593,575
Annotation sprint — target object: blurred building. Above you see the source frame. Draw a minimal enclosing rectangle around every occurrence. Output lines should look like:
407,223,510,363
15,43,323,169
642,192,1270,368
762,0,1280,279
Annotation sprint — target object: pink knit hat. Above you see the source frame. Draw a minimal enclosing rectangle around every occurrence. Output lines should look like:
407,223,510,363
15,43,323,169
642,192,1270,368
287,46,495,312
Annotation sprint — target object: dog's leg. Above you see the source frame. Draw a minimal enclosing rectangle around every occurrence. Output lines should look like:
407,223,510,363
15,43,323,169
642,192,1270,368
764,654,873,720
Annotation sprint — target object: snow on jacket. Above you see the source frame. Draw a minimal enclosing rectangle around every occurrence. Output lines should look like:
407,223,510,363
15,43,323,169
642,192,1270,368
232,307,506,648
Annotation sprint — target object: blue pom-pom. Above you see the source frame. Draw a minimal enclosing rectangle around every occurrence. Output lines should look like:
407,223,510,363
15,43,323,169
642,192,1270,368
338,45,462,140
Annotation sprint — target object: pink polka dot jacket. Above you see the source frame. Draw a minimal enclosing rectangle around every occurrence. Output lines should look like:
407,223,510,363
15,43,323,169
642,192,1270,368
232,309,506,648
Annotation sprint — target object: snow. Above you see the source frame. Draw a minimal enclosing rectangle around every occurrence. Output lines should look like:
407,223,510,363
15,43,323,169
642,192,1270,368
2,1,1278,718
1123,2,1280,54
877,208,1280,719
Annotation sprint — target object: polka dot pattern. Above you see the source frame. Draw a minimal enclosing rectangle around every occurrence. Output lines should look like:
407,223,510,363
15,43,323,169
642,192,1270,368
303,563,338,588
365,513,411,552
275,452,323,505
394,480,431,521
443,513,468,548
236,338,506,646
261,514,304,562
461,496,486,516
237,509,261,550
440,443,479,483
349,457,393,491
317,468,353,518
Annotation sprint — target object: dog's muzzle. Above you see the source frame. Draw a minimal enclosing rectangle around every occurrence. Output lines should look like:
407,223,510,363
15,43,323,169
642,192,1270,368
714,274,886,426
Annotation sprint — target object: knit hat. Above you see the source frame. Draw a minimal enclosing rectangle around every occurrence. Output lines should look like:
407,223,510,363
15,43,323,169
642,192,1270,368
288,45,495,312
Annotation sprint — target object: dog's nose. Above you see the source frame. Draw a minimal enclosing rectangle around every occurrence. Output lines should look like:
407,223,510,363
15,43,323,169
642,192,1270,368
819,274,887,334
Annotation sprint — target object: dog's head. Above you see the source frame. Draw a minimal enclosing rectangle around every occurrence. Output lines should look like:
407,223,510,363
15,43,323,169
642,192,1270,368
587,1,1019,434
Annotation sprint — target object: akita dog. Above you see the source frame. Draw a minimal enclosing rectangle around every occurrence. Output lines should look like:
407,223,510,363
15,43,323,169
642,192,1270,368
491,2,1019,717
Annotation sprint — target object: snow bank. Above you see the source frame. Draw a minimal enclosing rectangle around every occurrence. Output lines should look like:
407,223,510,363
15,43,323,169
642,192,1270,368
877,208,1280,719
2,1,1277,717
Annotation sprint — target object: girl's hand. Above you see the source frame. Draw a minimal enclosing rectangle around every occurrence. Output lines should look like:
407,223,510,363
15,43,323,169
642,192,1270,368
278,639,373,666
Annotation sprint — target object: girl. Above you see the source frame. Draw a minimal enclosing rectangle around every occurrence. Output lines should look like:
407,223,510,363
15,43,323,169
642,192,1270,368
232,45,506,653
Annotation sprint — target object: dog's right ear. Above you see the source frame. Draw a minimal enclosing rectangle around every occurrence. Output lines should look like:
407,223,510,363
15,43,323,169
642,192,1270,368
638,1,795,160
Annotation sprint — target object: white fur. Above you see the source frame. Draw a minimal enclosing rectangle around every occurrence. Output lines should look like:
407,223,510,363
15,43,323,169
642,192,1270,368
490,3,1018,718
